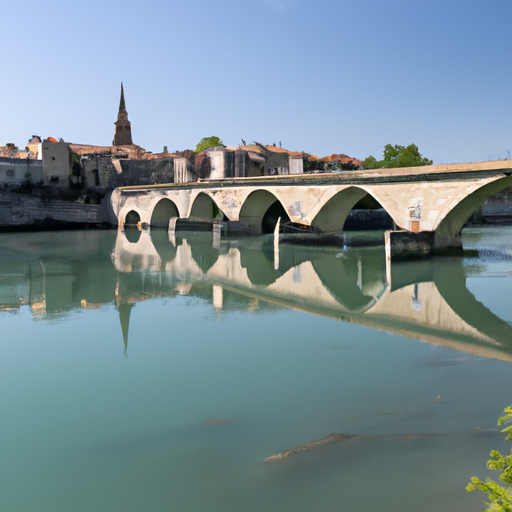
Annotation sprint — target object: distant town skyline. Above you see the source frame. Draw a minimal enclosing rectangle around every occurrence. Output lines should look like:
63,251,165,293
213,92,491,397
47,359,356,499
2,0,512,164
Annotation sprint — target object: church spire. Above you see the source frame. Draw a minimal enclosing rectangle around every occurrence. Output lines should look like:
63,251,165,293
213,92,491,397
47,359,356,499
113,82,133,146
119,82,127,112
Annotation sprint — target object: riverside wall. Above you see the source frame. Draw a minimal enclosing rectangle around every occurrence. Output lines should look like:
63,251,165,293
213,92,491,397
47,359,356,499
0,156,177,230
0,191,101,229
478,186,512,222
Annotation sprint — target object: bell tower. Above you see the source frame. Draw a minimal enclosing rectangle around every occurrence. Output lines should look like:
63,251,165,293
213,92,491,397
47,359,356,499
113,83,133,146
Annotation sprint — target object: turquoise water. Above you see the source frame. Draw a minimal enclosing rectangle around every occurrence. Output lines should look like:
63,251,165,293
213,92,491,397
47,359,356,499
1,227,512,511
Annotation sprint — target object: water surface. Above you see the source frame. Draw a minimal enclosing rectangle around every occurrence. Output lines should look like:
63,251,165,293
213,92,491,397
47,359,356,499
1,226,512,511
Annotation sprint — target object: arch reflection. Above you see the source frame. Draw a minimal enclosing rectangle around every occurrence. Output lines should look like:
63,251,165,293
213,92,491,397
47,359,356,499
1,229,511,362
110,230,512,361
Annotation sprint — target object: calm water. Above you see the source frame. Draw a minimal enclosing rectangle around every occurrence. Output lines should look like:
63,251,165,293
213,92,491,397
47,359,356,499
1,226,512,511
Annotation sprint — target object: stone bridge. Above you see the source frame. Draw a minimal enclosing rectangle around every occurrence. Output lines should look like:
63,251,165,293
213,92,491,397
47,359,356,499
110,160,512,254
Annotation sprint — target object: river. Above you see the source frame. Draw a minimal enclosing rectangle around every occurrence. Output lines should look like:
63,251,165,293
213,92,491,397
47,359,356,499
1,226,512,511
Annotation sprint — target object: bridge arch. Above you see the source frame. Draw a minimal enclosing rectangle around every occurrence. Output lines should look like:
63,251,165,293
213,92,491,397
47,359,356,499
311,186,393,234
125,210,141,227
239,190,290,234
122,210,142,244
189,192,225,220
434,175,512,249
150,198,180,228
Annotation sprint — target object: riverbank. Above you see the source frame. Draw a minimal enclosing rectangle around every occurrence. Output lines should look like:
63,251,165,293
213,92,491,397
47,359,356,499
0,190,110,230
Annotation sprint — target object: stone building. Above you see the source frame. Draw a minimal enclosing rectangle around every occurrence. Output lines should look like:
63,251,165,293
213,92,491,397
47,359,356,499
191,143,303,182
0,137,44,188
42,84,179,193
78,153,177,192
0,156,43,188
26,136,42,159
41,138,74,188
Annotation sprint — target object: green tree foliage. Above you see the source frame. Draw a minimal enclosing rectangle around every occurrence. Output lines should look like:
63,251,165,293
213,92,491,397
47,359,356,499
467,406,512,511
362,144,433,169
302,153,325,172
194,136,225,153
362,155,379,169
4,143,19,155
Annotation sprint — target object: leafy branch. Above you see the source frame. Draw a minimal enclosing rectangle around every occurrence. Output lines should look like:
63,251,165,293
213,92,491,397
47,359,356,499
467,406,512,511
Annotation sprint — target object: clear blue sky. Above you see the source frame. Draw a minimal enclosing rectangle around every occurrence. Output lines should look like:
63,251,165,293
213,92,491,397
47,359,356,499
2,0,511,164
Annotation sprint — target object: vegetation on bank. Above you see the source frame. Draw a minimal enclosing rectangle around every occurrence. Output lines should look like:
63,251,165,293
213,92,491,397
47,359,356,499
194,136,225,153
362,143,433,169
467,406,512,510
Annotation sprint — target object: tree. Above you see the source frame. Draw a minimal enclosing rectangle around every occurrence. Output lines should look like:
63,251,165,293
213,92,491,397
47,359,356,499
302,153,326,172
362,155,379,169
362,144,433,169
467,406,512,511
4,143,19,156
194,136,225,153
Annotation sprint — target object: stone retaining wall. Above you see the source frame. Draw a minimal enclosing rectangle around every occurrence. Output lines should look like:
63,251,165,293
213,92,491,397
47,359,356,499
0,191,101,229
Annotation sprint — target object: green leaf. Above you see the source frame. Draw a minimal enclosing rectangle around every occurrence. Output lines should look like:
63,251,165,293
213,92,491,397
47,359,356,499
467,406,512,510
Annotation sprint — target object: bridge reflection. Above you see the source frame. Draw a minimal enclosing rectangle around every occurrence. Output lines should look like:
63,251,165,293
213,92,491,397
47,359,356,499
0,229,510,361
112,229,512,361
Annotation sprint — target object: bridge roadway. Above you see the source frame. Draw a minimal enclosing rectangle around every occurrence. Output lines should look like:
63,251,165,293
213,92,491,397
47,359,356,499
110,160,512,254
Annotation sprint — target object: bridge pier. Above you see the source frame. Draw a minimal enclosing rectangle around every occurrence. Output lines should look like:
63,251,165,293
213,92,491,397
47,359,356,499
385,230,466,259
432,232,464,256
385,230,434,260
